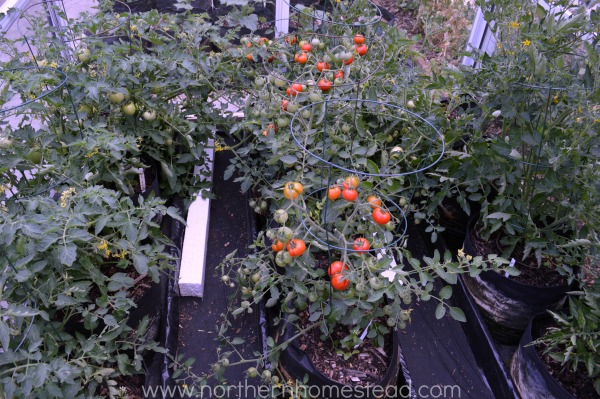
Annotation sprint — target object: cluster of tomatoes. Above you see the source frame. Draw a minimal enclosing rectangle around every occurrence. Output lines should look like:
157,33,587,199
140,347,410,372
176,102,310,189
327,175,393,226
327,260,350,291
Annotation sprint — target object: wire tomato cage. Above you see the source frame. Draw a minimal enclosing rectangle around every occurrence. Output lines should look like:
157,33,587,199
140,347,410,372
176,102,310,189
288,98,445,257
281,0,384,30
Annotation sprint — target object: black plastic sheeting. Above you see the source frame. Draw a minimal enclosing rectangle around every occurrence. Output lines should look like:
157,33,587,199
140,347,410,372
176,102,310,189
143,198,184,393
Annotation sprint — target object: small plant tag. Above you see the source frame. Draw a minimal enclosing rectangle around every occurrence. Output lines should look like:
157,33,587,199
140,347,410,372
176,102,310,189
354,320,373,348
138,168,146,192
505,258,516,278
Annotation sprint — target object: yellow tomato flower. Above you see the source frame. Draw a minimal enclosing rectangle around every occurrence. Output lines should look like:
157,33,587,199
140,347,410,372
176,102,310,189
522,39,531,47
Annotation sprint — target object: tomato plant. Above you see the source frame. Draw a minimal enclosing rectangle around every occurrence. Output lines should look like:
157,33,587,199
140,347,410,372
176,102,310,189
281,99,289,111
354,34,365,45
334,70,344,79
283,181,303,200
286,238,306,257
352,237,370,253
285,35,297,45
274,209,288,224
342,55,354,65
372,207,391,225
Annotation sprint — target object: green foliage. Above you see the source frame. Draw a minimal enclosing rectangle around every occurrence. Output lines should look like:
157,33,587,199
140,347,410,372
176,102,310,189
532,288,600,395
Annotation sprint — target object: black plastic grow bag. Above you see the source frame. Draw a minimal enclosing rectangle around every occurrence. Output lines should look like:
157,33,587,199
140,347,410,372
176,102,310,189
462,220,573,344
276,313,403,399
510,313,576,399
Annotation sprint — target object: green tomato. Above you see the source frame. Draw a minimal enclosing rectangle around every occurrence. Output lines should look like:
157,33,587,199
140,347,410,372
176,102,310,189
27,149,42,164
369,277,383,290
277,227,293,242
301,110,312,119
255,77,266,86
121,102,137,116
341,123,351,133
142,110,157,121
273,209,288,224
275,251,292,267
274,78,286,88
390,146,404,159
309,92,322,102
287,103,300,113
277,117,289,128
77,48,91,63
108,91,127,104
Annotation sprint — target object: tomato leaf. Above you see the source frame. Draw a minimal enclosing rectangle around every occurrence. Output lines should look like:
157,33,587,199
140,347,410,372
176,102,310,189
449,307,466,322
435,303,446,319
57,244,77,266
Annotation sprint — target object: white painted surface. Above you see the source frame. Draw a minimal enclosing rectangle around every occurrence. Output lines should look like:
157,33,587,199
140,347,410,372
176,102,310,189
178,142,215,297
275,0,289,37
178,97,243,297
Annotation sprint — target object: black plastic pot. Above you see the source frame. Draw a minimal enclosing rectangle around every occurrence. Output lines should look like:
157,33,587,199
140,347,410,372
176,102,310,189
277,314,402,399
462,221,572,344
510,313,575,399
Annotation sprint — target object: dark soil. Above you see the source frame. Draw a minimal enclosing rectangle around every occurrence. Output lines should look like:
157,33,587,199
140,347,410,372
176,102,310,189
98,373,146,399
296,309,390,386
535,331,599,399
470,228,569,288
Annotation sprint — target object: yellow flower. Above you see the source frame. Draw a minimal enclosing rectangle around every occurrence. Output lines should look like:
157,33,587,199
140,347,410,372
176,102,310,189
214,141,231,152
466,254,473,260
458,248,465,258
85,148,99,158
114,250,129,259
509,21,520,29
522,39,531,47
59,187,77,208
97,239,108,251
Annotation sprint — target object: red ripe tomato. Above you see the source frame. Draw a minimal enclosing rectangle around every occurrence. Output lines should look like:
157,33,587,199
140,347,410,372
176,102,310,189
287,238,306,257
342,188,358,202
334,70,344,79
301,43,313,52
342,55,354,65
285,35,297,45
355,44,368,56
294,52,308,64
354,34,365,45
328,261,349,277
331,273,350,290
245,41,252,48
246,53,254,62
272,239,285,252
317,79,332,92
372,207,391,225
281,99,289,111
257,37,269,45
366,195,382,209
327,185,341,201
353,237,370,253
292,83,304,93
316,61,330,72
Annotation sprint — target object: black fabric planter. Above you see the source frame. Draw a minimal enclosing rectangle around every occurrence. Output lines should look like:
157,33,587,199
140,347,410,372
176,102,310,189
277,314,402,399
510,313,575,399
462,222,572,344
